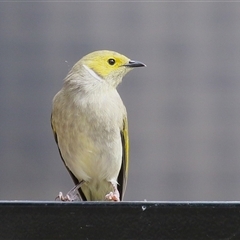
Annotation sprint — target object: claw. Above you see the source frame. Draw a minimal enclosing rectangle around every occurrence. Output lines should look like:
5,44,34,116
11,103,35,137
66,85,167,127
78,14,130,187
55,180,84,202
55,192,73,201
105,181,120,201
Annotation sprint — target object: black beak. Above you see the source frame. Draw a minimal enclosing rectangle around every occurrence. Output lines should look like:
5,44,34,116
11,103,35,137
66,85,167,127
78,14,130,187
124,60,146,68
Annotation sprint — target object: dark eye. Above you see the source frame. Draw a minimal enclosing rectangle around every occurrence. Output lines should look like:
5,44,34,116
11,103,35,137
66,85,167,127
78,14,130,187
108,58,115,65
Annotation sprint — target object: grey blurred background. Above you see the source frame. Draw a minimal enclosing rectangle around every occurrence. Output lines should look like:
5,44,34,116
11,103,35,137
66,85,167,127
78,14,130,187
1,2,240,201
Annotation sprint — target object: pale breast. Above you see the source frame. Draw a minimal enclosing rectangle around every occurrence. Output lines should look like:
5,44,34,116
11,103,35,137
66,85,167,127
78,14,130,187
52,88,126,182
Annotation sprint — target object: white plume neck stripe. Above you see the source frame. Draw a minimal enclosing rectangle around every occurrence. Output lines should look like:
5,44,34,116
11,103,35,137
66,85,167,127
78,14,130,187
83,64,104,82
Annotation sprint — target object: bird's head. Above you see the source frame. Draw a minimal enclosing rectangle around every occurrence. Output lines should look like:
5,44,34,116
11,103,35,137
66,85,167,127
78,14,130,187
70,50,146,89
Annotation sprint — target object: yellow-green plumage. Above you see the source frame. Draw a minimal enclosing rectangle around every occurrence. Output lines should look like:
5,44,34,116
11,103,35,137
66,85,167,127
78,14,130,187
51,50,145,201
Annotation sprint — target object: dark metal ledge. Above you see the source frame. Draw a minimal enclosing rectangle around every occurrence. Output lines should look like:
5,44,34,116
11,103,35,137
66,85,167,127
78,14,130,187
1,201,240,239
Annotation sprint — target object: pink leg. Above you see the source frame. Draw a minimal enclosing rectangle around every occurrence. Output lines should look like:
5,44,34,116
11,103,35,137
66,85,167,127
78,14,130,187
55,180,84,202
105,182,120,202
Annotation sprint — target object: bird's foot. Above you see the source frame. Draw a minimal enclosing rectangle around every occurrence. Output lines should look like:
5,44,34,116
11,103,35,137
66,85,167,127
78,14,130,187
105,182,120,201
55,191,76,201
105,191,120,201
55,180,84,202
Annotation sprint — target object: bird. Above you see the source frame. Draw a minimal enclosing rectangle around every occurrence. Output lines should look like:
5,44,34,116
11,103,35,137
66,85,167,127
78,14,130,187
51,50,146,201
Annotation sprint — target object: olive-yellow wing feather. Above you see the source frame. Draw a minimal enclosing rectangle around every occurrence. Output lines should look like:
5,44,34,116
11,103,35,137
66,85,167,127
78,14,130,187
118,116,129,200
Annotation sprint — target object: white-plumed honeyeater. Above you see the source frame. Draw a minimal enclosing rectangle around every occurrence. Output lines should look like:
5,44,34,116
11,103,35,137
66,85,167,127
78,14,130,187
51,50,146,201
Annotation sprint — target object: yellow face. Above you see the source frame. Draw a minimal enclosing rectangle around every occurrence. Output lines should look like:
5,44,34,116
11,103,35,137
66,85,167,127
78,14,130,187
80,50,131,79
